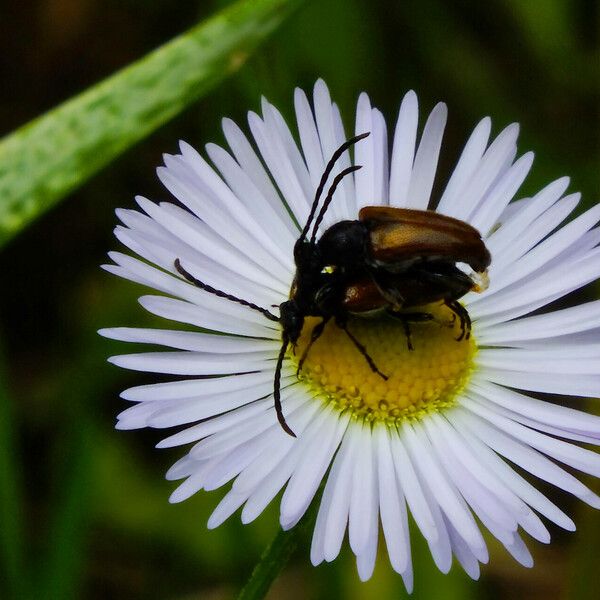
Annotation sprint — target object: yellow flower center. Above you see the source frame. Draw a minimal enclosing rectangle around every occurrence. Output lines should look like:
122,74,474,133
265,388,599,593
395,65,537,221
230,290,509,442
291,303,476,424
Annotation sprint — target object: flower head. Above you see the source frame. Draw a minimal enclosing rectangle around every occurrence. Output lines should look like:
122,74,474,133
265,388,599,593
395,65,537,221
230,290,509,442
100,80,600,590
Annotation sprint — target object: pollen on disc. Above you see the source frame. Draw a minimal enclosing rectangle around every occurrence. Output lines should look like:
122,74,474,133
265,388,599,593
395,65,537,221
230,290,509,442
291,303,476,424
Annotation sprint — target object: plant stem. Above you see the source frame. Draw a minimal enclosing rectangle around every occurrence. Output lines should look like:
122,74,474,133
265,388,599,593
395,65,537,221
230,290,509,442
238,505,317,600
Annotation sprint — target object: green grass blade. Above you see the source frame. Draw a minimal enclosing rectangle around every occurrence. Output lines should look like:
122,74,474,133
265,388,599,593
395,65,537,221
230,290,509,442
38,412,95,599
0,338,27,598
0,0,303,248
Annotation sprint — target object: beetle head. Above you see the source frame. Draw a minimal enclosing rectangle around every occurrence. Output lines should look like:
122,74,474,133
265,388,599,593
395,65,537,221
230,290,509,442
279,299,304,344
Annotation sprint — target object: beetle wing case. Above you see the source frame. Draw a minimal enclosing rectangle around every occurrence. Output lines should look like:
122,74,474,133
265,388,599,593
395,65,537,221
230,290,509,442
358,206,491,273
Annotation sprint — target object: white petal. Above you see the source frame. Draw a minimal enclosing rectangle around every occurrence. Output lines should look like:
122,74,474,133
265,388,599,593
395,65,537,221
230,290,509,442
169,459,215,503
221,117,298,237
479,367,600,398
457,408,600,508
202,429,285,491
205,141,297,254
469,151,534,236
485,176,570,255
156,394,279,449
147,378,294,429
240,405,331,523
400,565,414,594
390,431,439,544
138,294,276,338
448,411,575,531
207,490,247,529
425,419,507,549
484,193,580,281
356,523,379,582
354,93,377,209
122,370,277,403
375,424,410,573
109,250,280,325
471,247,600,322
405,102,447,210
155,173,291,288
478,299,600,345
313,80,355,223
429,414,528,520
389,91,419,208
486,202,600,296
294,87,325,190
469,378,600,438
437,117,491,216
463,396,600,477
321,426,357,562
402,422,486,556
355,434,380,582
100,327,278,354
371,108,389,206
331,101,357,218
262,98,313,208
189,391,307,460
233,399,320,495
248,111,309,228
445,516,481,580
457,123,519,222
113,216,280,308
415,470,453,573
349,422,377,554
280,411,348,528
174,398,274,442
310,424,354,565
176,142,291,264
478,347,599,375
503,534,534,568
108,350,273,376
165,454,200,481
156,160,290,283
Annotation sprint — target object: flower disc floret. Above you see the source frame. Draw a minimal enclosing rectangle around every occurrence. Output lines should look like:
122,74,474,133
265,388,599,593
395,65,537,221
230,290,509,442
293,303,476,424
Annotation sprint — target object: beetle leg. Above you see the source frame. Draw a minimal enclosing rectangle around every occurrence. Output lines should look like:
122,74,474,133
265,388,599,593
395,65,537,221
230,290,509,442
335,318,388,380
401,318,413,351
386,310,435,350
297,316,330,375
445,300,471,341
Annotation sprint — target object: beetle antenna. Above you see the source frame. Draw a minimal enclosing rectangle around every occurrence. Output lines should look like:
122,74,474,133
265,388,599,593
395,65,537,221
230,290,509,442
310,165,362,244
274,338,296,437
174,259,279,322
299,132,370,244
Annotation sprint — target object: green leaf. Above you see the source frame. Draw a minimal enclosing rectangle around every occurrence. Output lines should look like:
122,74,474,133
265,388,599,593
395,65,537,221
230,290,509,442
0,0,304,248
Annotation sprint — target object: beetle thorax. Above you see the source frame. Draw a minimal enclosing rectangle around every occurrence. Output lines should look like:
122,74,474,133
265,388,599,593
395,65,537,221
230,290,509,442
317,220,368,269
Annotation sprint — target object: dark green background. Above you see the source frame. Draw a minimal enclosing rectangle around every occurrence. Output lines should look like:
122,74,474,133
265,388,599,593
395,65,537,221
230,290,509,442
0,0,598,598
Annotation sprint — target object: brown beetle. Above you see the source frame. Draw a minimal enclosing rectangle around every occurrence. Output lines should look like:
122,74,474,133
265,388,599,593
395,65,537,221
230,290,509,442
315,205,490,342
175,133,491,436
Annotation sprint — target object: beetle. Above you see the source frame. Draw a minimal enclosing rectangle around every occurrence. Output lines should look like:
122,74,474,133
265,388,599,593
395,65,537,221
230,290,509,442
174,132,491,436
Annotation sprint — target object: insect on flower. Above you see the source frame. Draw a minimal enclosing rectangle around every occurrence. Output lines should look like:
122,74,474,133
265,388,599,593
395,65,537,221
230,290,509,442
174,133,491,436
103,83,600,586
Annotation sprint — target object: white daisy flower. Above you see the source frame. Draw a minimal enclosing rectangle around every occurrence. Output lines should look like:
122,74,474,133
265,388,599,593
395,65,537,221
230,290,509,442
100,79,600,591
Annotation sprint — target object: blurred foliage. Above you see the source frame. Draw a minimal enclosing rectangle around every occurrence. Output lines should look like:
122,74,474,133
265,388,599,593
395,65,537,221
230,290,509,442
0,0,303,247
0,0,598,598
